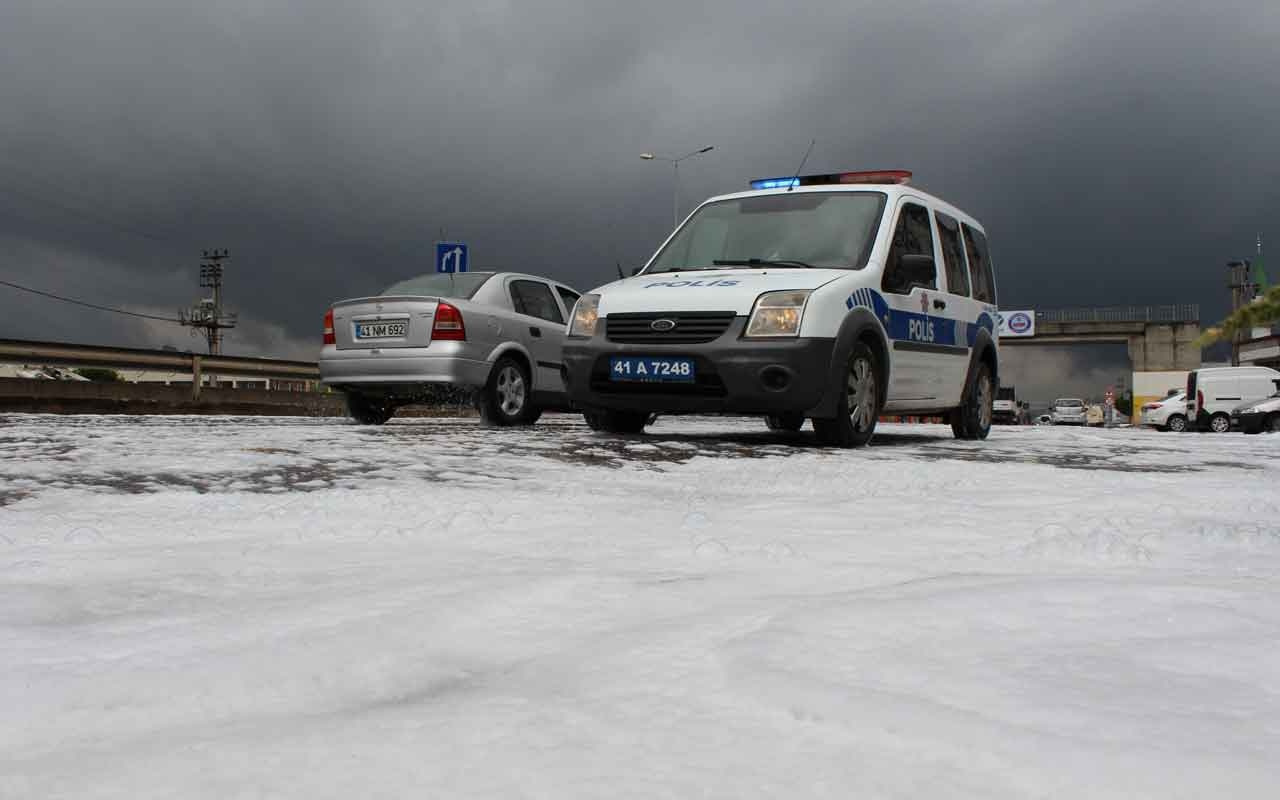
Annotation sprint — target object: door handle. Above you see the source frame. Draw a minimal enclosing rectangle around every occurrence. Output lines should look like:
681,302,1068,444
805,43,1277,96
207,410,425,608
933,299,947,310
530,327,542,337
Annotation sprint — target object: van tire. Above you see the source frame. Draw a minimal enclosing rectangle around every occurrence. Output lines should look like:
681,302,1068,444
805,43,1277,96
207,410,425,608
347,392,394,425
1165,414,1187,432
765,413,805,432
951,361,993,440
478,356,538,426
584,409,649,434
1208,412,1231,433
813,342,880,448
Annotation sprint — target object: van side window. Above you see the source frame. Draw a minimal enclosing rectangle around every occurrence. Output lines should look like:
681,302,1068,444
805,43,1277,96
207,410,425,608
882,203,936,295
962,224,997,304
934,211,970,297
509,280,565,324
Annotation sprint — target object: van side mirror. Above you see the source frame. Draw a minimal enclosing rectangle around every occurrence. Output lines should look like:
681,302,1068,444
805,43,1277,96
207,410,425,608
892,254,936,293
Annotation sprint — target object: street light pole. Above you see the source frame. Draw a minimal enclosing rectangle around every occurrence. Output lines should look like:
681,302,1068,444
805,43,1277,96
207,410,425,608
640,146,715,228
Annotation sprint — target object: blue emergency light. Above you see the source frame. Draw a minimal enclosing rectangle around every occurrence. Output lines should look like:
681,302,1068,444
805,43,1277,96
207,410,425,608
749,170,912,190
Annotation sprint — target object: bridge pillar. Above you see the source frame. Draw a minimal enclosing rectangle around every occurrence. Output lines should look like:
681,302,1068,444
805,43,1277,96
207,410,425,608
1129,323,1201,418
1129,323,1200,371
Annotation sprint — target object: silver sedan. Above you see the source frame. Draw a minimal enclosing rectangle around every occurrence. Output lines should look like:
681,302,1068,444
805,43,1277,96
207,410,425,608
320,271,582,425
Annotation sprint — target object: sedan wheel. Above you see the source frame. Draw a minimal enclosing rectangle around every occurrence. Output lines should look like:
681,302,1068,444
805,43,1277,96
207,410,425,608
478,356,537,426
1166,414,1187,432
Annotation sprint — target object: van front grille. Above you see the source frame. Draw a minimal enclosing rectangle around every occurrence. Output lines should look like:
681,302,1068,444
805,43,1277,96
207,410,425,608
605,312,736,344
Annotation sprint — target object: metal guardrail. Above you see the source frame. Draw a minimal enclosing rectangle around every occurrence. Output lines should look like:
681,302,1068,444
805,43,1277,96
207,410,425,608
0,338,319,399
1035,305,1199,324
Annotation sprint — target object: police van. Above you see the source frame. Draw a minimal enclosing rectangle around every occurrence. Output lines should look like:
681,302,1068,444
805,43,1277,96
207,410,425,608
562,170,1000,447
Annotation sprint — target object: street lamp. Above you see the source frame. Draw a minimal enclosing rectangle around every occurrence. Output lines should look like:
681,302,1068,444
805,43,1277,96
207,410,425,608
640,146,715,228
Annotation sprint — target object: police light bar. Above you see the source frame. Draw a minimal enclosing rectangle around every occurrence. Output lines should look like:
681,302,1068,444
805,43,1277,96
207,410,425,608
749,170,912,190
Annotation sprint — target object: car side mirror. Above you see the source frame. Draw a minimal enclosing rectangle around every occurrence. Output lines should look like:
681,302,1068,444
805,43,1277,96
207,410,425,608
895,254,936,292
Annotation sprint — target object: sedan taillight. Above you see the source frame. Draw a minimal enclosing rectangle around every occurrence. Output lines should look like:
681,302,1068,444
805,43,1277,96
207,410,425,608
431,301,466,341
323,308,335,345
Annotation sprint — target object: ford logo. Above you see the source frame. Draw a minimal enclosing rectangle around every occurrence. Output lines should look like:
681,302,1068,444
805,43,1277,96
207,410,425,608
650,318,677,332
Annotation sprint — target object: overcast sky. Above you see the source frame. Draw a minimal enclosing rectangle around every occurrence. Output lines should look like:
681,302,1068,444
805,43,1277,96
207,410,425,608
2,0,1277,398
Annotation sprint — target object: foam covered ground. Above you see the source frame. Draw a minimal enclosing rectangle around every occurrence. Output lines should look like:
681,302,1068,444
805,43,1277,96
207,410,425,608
2,414,1279,798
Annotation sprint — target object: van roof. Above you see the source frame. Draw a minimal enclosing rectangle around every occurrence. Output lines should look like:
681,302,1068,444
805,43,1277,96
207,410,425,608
1192,366,1280,376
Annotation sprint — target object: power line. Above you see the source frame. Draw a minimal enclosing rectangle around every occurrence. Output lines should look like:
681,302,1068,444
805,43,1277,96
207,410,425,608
0,277,183,323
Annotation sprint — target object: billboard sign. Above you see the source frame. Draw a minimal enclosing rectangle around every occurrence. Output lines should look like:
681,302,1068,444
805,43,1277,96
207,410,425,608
996,310,1035,338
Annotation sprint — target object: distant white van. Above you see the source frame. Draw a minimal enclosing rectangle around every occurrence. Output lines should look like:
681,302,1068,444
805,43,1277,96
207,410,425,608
1186,366,1280,432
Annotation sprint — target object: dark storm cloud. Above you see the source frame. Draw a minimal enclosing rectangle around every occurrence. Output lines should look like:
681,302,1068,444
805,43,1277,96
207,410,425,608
2,0,1278,372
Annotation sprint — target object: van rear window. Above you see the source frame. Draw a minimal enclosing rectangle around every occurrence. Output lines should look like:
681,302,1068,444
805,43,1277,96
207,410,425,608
961,224,996,304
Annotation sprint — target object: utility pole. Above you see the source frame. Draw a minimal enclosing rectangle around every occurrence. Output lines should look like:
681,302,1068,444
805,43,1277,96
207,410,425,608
180,249,238,357
1226,255,1259,366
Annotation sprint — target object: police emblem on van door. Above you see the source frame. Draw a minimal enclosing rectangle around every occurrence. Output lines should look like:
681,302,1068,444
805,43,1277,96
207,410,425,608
650,318,677,332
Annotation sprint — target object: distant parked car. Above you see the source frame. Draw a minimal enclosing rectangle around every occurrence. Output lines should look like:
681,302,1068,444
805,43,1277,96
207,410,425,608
319,271,582,425
1231,381,1280,434
1140,392,1188,431
1050,398,1087,425
1086,404,1105,426
1186,366,1280,432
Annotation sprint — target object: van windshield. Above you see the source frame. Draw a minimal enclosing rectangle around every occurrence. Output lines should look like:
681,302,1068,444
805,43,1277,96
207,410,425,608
646,191,887,273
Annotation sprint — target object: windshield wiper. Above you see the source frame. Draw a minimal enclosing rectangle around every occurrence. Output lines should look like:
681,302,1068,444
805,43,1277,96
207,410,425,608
647,265,729,274
713,258,817,269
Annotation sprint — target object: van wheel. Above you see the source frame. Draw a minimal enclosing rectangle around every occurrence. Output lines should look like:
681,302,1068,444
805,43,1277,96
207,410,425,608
1209,412,1231,433
765,413,805,432
584,409,649,434
951,362,993,440
813,342,880,448
1165,414,1187,432
478,356,538,426
347,392,394,425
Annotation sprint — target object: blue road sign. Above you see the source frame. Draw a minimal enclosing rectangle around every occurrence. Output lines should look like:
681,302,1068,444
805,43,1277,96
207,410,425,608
435,242,468,273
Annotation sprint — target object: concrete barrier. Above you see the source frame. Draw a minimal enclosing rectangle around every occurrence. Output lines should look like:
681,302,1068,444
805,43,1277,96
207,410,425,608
0,378,345,417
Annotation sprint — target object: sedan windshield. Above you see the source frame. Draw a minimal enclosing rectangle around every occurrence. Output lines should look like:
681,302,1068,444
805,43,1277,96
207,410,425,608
646,191,886,273
380,272,493,299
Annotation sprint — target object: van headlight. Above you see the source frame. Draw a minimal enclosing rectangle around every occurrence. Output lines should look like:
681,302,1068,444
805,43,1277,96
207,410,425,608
745,290,810,337
568,293,601,338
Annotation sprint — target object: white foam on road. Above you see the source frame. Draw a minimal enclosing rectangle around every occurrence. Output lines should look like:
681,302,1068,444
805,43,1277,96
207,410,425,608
2,415,1279,798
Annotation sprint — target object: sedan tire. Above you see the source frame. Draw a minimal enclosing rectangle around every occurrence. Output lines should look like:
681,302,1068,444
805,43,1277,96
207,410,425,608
1209,412,1231,434
478,356,539,426
1165,414,1187,432
346,392,395,425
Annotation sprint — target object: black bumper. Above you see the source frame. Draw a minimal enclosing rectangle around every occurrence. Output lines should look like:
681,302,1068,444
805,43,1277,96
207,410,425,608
562,318,837,416
1233,411,1265,433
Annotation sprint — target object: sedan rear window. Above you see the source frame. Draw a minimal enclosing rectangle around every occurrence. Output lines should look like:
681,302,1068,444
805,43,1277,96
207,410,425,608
1054,399,1084,407
380,272,494,299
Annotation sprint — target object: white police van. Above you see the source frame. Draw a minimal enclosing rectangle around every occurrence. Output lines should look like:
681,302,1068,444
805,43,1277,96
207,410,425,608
562,170,1000,447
